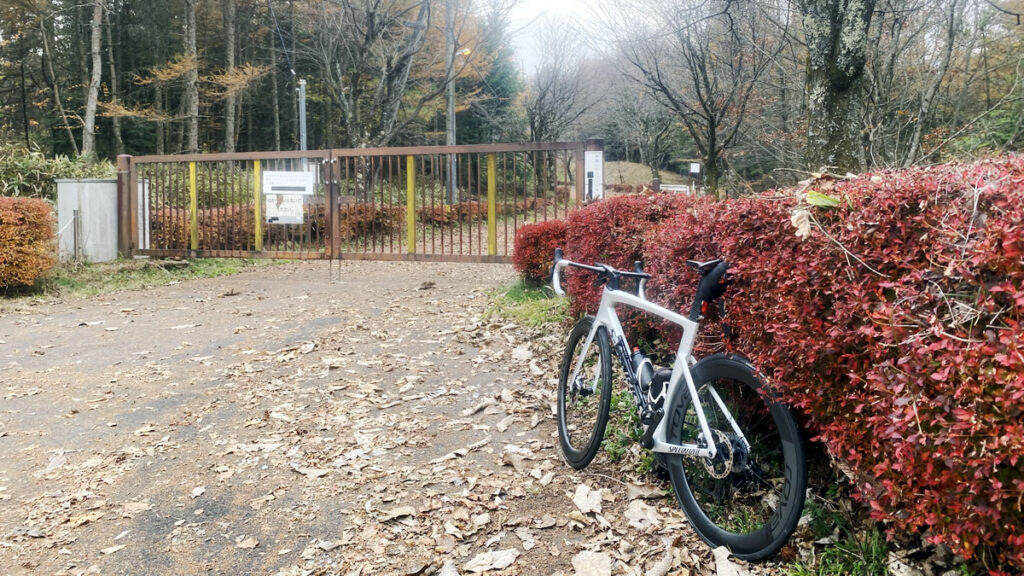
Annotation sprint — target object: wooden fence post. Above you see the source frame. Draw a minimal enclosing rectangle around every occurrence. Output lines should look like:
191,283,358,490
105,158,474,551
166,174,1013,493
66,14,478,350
253,160,263,251
116,154,132,258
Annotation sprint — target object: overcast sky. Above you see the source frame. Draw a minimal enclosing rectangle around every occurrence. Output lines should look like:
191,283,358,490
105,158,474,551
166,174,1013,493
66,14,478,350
506,0,597,73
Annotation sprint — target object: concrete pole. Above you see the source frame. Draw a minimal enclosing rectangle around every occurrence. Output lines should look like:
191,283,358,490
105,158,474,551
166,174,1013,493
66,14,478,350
298,78,308,151
445,0,457,204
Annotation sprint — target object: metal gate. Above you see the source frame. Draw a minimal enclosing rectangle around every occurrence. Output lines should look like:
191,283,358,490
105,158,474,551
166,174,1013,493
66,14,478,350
116,141,600,263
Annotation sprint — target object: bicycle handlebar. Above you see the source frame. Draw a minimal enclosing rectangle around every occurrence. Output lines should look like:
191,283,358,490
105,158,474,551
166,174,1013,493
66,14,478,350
553,248,731,321
552,248,651,299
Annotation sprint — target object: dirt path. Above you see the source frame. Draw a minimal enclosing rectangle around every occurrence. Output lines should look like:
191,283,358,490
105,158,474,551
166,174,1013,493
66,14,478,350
0,261,762,576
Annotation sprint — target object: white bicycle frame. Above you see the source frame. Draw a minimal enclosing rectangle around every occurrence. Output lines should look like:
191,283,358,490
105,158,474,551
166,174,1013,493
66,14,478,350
553,259,751,459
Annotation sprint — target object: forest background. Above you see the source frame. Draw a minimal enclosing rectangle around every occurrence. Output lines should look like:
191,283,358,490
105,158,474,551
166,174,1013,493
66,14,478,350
0,0,1022,197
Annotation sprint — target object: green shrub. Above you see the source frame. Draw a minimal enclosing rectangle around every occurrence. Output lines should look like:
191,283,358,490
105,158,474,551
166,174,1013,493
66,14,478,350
0,144,115,201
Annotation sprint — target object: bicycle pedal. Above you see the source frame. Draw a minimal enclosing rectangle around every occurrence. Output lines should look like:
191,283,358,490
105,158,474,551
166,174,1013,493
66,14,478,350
640,409,664,449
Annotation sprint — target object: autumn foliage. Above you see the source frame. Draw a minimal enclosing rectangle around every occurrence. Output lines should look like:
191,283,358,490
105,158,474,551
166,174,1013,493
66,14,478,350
0,197,55,288
511,219,566,283
516,157,1024,571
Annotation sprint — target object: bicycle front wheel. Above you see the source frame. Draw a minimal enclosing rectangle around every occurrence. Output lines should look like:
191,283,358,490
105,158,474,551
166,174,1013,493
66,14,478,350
665,354,806,561
557,315,612,469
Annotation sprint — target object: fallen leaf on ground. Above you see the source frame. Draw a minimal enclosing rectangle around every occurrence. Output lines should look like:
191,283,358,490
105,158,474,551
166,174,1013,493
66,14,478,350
571,550,612,576
572,484,602,514
624,500,661,530
68,511,104,528
378,506,416,522
464,549,519,573
290,463,329,478
713,546,749,576
626,483,664,500
101,544,126,555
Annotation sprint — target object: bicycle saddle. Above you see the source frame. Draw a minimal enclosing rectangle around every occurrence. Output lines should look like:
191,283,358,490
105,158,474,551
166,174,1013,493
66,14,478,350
685,259,723,274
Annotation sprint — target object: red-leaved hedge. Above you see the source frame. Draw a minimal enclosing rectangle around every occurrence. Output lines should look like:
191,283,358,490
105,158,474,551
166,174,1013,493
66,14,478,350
512,219,566,283
0,197,55,289
523,157,1024,571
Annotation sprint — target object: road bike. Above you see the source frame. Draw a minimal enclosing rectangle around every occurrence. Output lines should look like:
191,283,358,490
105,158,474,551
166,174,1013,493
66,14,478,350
551,248,807,560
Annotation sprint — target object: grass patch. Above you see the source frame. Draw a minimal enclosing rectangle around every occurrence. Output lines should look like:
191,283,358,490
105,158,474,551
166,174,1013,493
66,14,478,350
787,494,891,576
604,161,687,186
604,388,656,473
485,281,568,328
787,528,889,576
2,258,282,304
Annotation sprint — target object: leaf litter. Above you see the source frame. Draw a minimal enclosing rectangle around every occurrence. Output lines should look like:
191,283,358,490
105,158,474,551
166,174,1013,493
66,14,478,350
0,261,784,576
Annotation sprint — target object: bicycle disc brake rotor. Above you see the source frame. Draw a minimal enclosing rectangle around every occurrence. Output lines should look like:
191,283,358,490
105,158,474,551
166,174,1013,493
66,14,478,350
702,429,734,479
573,374,593,397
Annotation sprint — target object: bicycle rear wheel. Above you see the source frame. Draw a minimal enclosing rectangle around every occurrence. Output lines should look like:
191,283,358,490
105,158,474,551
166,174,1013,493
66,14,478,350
557,315,612,469
665,354,806,561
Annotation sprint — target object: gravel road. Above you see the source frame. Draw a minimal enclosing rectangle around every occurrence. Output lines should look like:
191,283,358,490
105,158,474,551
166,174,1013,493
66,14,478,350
0,260,758,576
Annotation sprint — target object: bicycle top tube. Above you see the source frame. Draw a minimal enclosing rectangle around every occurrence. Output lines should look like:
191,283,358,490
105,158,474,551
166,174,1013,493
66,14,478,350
553,248,730,323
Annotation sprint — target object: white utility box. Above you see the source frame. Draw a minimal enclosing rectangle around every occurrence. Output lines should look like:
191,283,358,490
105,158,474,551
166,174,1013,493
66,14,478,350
56,178,118,262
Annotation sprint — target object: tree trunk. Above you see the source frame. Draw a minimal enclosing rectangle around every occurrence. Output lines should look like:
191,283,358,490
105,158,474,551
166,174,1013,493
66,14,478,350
40,19,79,156
270,28,281,151
82,0,104,161
156,84,165,155
904,0,962,166
799,0,876,173
105,6,124,156
222,0,236,153
705,164,721,199
20,59,30,147
185,0,199,153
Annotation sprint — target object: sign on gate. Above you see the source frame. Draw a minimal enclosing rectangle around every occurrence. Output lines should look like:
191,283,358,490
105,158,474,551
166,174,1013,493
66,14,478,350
266,194,305,224
263,171,315,225
584,150,604,201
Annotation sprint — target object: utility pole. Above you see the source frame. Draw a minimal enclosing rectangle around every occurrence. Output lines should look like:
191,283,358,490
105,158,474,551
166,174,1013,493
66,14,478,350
445,0,457,204
298,78,307,151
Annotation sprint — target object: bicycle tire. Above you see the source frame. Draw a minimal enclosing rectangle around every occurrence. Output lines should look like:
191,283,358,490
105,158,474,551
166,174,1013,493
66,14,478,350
665,354,806,561
557,315,613,469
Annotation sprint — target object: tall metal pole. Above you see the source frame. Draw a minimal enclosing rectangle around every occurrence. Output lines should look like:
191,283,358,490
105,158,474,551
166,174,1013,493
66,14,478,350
445,0,457,204
298,78,308,151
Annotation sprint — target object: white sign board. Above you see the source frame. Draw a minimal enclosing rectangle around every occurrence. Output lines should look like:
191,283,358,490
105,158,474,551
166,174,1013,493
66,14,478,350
265,193,305,225
690,163,701,175
584,150,604,201
263,171,316,196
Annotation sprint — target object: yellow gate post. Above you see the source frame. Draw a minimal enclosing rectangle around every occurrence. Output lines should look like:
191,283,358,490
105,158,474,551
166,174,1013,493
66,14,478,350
487,153,497,256
253,160,263,251
189,162,198,251
407,155,416,254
